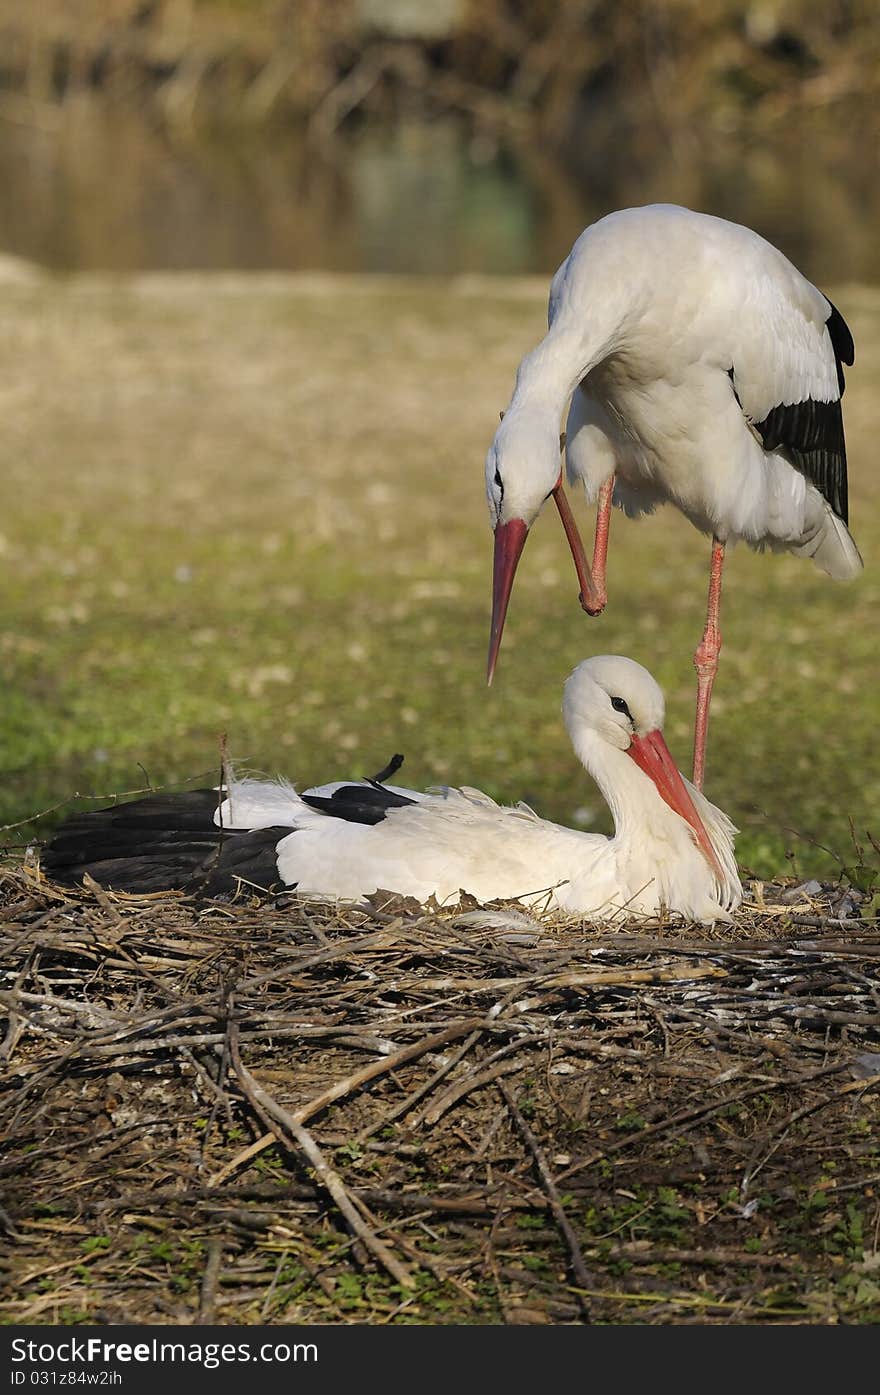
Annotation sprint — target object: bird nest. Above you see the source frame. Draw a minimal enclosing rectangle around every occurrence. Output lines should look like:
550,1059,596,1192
1,864,878,1326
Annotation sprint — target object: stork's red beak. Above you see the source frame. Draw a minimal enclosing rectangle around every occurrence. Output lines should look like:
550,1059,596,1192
488,516,528,685
627,728,725,886
488,475,597,685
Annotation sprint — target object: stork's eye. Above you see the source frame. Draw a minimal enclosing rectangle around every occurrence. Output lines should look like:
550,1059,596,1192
610,696,633,721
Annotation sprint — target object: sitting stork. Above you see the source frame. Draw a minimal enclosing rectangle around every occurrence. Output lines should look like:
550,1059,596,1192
42,656,741,924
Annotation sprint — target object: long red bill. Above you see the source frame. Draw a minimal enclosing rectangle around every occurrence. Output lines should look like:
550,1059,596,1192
487,516,528,685
551,476,600,615
626,728,725,886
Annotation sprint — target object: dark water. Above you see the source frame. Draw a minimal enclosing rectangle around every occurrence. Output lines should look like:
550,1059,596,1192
0,101,877,285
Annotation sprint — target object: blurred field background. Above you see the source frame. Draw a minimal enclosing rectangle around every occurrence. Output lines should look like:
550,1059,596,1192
1,0,878,879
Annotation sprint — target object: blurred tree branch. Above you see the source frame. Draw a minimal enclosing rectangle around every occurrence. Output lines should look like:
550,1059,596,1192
0,0,876,151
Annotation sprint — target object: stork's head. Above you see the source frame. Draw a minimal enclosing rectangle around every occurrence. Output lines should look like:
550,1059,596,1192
563,655,727,888
485,414,560,532
486,413,594,684
563,656,665,750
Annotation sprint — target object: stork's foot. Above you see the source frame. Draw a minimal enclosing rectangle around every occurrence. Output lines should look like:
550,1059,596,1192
580,589,607,617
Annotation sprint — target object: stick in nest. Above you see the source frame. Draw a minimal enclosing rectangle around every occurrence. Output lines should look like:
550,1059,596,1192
226,1018,414,1290
210,1017,483,1187
497,1077,593,1322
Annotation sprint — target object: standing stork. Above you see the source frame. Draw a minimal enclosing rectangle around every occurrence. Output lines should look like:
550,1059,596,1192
486,204,862,789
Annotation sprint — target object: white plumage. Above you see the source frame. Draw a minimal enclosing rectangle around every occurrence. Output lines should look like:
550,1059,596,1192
486,205,862,788
43,656,742,925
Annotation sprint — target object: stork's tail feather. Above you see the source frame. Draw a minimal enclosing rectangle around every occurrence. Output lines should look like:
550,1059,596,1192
41,789,291,896
790,502,864,581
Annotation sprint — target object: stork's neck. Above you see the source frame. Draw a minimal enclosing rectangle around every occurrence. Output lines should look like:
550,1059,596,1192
570,728,687,851
507,327,608,430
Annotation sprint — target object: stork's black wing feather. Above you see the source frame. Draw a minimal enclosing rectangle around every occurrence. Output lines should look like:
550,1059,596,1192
736,300,854,525
300,784,418,826
825,299,855,392
752,396,849,523
368,752,405,783
41,788,292,895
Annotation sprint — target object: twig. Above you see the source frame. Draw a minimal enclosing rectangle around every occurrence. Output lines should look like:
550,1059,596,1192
409,962,727,995
497,1078,592,1321
740,1071,880,1196
0,955,36,1063
419,1057,528,1126
290,1018,484,1127
197,1238,223,1323
357,1026,485,1140
209,1018,483,1187
207,1134,278,1190
555,1060,851,1182
227,1020,414,1289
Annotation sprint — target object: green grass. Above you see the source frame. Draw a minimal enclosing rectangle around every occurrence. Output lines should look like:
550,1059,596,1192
2,268,879,878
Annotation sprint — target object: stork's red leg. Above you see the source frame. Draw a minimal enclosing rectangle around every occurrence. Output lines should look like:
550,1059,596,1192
551,471,614,616
692,537,725,791
588,477,614,615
